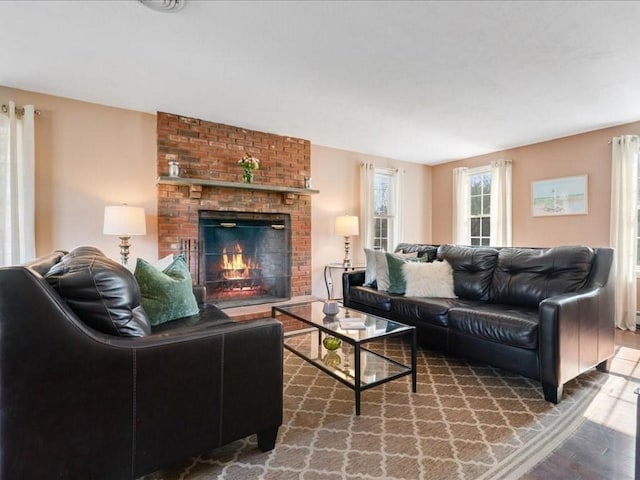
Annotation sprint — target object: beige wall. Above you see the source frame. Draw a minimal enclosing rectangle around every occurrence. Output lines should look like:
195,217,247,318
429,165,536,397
0,86,158,263
1,86,433,299
7,85,638,302
432,121,640,247
310,145,432,299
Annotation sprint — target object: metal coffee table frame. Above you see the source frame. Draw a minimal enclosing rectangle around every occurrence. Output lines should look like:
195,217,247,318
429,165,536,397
273,301,417,415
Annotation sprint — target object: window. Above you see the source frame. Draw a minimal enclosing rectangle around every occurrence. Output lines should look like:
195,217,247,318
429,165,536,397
453,160,511,247
372,170,394,251
360,163,402,251
469,167,491,246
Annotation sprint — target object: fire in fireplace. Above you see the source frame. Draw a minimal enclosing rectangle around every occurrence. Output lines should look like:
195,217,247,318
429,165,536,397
221,243,258,278
198,211,291,308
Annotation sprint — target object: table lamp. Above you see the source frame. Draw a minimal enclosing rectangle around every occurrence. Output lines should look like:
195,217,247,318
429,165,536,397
335,215,359,267
103,205,146,266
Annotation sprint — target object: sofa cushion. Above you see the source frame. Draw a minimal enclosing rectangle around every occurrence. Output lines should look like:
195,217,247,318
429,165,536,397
394,243,438,261
348,286,393,312
45,246,151,337
24,250,67,276
151,304,234,335
448,304,539,349
134,255,199,326
490,246,595,309
391,296,483,328
403,260,456,298
437,245,499,301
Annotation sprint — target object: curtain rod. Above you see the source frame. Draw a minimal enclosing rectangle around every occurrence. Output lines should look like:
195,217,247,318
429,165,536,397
1,104,41,116
608,135,640,145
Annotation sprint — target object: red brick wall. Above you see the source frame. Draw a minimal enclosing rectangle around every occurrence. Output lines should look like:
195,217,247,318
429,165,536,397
156,112,312,297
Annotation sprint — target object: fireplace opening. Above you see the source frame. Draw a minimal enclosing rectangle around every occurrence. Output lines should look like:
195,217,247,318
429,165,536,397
199,211,291,308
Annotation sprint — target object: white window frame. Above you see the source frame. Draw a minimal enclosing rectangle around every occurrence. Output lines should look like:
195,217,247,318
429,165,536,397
468,166,492,246
372,167,399,251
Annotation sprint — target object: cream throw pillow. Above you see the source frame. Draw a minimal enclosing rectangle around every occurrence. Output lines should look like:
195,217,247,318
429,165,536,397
373,250,390,290
127,253,174,273
403,260,457,298
364,248,377,286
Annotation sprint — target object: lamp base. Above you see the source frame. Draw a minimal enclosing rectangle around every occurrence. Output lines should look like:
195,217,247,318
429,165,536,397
342,236,352,268
118,235,131,266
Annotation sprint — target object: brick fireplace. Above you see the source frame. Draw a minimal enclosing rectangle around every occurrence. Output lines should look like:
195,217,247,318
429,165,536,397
156,112,313,303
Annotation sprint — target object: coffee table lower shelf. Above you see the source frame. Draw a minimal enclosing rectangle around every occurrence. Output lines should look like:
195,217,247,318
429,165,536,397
282,328,417,415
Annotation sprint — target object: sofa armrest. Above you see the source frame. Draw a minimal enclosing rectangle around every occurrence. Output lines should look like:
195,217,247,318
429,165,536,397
132,318,283,475
538,285,615,402
342,270,366,307
0,267,138,480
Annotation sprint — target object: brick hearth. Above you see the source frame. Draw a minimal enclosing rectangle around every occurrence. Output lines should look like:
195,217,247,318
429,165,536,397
156,112,313,299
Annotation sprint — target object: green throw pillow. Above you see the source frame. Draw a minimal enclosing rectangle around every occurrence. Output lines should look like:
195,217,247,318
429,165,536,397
134,255,199,326
386,253,428,295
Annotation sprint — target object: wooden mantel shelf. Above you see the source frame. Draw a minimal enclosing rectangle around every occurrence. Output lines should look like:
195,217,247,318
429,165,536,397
157,176,320,195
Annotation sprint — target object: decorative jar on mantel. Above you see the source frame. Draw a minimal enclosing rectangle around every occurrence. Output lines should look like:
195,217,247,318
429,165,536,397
168,161,180,177
242,170,254,184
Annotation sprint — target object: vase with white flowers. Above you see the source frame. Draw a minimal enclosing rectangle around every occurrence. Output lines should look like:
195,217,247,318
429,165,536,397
238,153,260,184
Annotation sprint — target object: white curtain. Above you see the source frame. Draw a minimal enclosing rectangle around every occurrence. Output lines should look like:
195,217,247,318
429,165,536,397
610,135,640,330
360,162,374,248
490,159,512,246
452,166,469,244
0,102,36,265
394,168,405,247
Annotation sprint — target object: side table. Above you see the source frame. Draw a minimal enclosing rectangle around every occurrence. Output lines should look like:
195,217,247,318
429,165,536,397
324,262,365,300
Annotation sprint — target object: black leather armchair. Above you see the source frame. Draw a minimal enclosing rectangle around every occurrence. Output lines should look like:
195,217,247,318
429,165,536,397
0,257,283,480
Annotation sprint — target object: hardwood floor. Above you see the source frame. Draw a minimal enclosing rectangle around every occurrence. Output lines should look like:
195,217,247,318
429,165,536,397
523,329,640,480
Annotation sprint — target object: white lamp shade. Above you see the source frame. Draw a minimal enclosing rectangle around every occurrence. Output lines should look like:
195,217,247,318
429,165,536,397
335,215,359,237
103,205,146,236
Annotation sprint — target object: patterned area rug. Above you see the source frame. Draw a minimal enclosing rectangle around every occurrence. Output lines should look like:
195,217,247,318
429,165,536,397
141,337,607,480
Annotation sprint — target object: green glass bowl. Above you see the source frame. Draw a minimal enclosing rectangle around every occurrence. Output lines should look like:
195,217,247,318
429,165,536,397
322,336,342,351
323,352,341,368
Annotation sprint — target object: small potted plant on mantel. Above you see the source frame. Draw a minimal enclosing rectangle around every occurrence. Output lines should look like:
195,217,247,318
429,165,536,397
238,153,260,184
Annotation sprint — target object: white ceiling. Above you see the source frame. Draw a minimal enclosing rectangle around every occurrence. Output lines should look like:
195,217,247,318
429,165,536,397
1,0,639,165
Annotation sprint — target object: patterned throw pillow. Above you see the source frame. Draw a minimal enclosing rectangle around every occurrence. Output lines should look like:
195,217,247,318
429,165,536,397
134,255,199,326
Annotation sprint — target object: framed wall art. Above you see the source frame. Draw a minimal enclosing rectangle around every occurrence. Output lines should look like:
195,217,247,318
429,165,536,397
532,175,588,216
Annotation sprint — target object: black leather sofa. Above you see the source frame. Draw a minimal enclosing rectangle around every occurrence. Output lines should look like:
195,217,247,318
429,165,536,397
343,243,615,403
0,250,283,480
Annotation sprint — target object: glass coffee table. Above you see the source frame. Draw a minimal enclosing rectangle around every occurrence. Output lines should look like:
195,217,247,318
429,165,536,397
273,301,417,415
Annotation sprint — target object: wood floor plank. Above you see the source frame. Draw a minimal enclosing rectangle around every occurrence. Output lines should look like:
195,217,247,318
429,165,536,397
522,329,639,480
